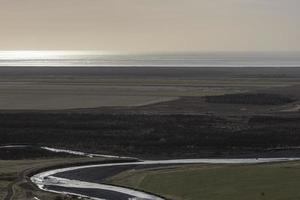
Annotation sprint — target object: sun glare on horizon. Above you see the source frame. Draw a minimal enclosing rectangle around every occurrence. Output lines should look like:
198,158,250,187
0,51,115,60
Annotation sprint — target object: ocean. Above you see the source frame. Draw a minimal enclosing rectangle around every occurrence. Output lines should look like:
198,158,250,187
0,51,300,67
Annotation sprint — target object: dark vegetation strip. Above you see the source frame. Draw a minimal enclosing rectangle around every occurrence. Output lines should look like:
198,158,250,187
1,112,300,159
205,93,296,105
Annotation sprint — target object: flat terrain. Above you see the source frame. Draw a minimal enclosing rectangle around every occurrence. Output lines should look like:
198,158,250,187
108,162,300,200
2,67,300,199
1,68,300,159
0,67,299,110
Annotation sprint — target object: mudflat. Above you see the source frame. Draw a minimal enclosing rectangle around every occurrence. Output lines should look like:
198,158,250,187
0,67,299,110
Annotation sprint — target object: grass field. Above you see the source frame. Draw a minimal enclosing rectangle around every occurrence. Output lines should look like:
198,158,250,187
108,162,300,200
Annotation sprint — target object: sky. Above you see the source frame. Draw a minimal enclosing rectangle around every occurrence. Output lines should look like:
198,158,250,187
1,0,300,54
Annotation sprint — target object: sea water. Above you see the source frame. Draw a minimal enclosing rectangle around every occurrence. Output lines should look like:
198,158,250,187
0,51,300,67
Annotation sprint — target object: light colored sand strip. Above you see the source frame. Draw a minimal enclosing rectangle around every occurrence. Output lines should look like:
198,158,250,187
0,145,28,149
0,145,136,159
41,146,135,159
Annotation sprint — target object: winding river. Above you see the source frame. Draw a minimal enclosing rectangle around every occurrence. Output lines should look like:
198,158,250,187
31,157,300,200
2,145,300,199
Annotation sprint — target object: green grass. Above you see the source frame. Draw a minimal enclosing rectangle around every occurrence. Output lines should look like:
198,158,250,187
108,162,300,200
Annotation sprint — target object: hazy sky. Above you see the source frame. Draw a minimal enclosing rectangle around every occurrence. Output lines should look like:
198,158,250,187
1,0,300,53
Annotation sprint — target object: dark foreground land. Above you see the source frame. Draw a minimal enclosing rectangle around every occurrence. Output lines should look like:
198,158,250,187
0,108,299,159
1,107,300,159
1,67,300,159
1,67,300,200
